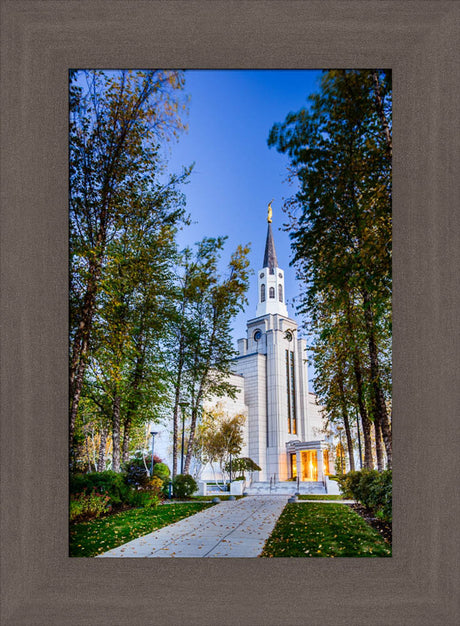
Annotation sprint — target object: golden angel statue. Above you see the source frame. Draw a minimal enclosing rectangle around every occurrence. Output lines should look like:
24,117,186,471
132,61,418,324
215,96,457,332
267,199,274,223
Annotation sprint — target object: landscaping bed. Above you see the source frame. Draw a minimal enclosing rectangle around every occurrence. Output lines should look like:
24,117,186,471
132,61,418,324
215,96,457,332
347,502,392,545
70,502,213,557
260,502,391,558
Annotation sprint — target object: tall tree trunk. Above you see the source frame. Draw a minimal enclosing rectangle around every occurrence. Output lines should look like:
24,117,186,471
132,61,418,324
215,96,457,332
172,325,187,478
97,427,108,472
69,255,103,446
362,289,392,467
360,410,374,470
184,404,199,475
112,395,121,472
337,367,355,472
374,418,384,472
345,295,374,468
122,417,131,464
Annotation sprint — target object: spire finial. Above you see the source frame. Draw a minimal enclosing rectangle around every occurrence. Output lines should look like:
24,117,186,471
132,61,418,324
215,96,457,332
267,199,274,223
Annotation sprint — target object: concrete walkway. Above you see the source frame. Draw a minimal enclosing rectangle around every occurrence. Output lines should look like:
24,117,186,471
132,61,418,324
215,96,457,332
98,495,289,558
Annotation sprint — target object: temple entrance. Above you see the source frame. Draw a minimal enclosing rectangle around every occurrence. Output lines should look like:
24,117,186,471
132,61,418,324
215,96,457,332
301,450,318,481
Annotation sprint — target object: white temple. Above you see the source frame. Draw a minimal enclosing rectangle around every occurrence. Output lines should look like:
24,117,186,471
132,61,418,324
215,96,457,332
200,213,334,491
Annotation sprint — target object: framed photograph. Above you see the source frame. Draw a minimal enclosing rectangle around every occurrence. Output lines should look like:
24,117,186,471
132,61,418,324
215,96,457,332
1,1,458,624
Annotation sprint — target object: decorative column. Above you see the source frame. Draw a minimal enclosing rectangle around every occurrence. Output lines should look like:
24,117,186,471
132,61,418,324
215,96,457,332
296,449,302,482
316,445,324,482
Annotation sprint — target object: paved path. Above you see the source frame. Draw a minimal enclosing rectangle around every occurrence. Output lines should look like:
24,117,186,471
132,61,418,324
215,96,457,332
98,495,289,558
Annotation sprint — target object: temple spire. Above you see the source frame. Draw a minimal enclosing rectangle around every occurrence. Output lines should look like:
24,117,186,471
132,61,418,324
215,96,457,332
263,222,278,269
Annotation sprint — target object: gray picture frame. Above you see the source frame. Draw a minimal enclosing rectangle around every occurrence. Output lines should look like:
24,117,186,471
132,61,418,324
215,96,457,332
1,1,459,624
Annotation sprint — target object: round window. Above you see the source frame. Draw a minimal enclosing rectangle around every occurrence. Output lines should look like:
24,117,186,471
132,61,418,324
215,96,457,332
279,272,283,278
285,330,293,342
259,272,264,278
254,330,262,342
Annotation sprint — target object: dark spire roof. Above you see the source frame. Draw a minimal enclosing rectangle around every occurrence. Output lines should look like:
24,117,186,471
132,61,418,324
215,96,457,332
263,222,278,269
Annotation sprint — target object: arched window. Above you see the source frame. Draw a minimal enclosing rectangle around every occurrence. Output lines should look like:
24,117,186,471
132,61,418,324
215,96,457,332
260,284,265,302
278,284,283,302
269,287,275,299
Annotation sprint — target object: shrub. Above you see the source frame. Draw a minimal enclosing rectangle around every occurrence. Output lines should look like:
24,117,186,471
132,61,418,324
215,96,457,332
143,476,164,508
338,469,392,524
122,455,151,488
173,474,198,499
152,462,170,484
70,490,110,522
70,471,130,506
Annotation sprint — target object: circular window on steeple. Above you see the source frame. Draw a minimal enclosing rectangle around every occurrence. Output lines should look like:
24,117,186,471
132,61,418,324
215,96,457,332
279,272,283,278
285,330,293,342
260,272,264,278
254,330,262,342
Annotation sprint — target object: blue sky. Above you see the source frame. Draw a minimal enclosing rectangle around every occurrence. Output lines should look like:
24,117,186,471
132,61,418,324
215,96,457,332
165,70,323,360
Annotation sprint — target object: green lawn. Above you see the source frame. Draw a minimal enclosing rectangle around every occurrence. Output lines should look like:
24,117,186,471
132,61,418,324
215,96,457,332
70,502,213,557
297,494,345,501
260,503,391,557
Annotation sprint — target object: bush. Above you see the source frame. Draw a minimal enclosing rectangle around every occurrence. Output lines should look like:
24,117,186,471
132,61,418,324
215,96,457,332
143,476,164,508
338,469,392,524
152,462,170,484
122,455,151,488
173,474,198,499
70,471,130,506
70,490,110,522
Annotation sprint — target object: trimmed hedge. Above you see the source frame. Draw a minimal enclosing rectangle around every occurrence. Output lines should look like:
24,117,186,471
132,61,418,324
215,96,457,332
70,471,130,506
172,474,198,499
338,469,392,524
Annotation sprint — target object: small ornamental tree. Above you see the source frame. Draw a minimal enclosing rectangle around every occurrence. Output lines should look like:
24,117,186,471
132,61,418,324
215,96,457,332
224,457,261,479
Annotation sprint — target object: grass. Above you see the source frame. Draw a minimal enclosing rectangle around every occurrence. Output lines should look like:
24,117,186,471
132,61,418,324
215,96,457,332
260,503,391,558
297,494,345,501
70,502,213,557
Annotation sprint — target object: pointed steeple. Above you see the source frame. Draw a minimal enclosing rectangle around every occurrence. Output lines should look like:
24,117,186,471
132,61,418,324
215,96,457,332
256,207,288,318
263,222,278,269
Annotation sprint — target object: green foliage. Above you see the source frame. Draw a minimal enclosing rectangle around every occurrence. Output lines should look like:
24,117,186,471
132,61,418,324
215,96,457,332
69,471,129,506
193,406,246,479
121,455,151,488
172,474,198,498
224,457,261,477
268,70,392,468
338,469,392,523
260,503,391,557
152,462,170,484
70,502,213,557
70,491,110,522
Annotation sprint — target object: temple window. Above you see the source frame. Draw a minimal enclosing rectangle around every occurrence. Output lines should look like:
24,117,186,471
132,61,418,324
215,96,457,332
278,284,283,302
260,284,265,302
269,287,275,299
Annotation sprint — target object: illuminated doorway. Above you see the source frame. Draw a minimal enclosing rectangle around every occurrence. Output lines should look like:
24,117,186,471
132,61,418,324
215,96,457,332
323,449,330,475
301,450,318,481
290,453,297,479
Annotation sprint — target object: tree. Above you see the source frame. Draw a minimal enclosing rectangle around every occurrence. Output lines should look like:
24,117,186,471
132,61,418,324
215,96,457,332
69,69,188,449
165,238,250,477
268,70,392,468
192,405,246,484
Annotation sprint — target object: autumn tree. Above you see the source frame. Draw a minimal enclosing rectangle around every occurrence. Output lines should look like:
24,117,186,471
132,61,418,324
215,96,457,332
269,69,392,468
165,237,250,477
69,69,188,449
192,405,246,484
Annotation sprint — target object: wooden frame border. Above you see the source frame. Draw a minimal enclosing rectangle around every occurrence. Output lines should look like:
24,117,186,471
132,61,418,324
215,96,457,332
1,1,459,623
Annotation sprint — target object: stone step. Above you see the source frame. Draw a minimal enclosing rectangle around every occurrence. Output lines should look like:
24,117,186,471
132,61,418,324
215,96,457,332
245,481,326,495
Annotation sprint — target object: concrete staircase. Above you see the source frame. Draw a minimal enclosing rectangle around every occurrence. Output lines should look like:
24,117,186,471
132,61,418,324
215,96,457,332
244,480,326,496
